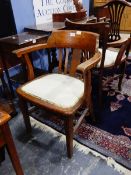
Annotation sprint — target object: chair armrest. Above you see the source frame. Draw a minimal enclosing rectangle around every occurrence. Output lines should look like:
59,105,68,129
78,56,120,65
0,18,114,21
13,43,50,81
0,111,11,126
107,39,127,48
76,50,101,73
12,43,48,58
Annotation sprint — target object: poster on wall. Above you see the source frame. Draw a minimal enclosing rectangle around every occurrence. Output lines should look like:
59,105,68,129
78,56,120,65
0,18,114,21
33,0,76,25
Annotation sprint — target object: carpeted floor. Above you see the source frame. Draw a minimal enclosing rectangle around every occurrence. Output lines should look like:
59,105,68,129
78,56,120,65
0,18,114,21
0,114,130,175
0,52,131,174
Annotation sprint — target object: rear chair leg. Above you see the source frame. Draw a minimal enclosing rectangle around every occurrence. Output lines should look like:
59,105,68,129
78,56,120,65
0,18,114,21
18,95,32,133
118,61,126,91
64,117,73,158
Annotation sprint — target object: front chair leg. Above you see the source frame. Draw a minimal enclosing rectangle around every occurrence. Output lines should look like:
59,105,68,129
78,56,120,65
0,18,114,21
18,95,32,134
64,117,73,158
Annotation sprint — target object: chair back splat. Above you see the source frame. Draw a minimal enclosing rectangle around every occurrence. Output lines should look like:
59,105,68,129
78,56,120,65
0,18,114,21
13,30,101,158
65,19,110,69
99,0,131,43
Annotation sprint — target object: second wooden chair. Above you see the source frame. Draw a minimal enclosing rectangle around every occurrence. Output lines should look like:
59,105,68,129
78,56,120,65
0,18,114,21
65,19,131,108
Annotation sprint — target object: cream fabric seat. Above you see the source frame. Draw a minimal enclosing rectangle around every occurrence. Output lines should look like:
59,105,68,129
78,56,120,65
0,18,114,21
97,48,125,68
21,74,84,109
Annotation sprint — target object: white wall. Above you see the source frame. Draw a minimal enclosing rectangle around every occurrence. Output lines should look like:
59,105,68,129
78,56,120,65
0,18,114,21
82,0,90,15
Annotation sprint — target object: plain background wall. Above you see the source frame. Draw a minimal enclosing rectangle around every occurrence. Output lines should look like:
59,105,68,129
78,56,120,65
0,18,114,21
10,0,36,33
10,0,90,33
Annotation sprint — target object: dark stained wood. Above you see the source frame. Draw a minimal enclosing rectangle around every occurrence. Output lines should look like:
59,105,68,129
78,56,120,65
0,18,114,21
0,32,49,97
64,19,131,108
94,0,131,43
52,0,87,22
18,95,32,133
0,66,17,116
52,10,87,22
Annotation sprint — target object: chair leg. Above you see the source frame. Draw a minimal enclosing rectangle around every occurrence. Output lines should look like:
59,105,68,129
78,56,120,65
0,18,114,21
64,117,73,158
18,95,32,133
1,123,24,175
85,70,95,121
98,75,103,110
118,61,126,91
0,147,5,163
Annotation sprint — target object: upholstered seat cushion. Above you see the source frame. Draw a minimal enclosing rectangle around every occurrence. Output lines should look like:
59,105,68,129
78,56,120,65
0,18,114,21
21,74,84,109
97,48,125,68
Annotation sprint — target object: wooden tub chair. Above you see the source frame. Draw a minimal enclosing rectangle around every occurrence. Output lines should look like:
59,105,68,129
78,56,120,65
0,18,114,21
13,30,101,158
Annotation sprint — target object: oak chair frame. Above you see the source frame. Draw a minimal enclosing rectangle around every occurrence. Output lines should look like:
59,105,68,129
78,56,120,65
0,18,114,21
13,30,101,158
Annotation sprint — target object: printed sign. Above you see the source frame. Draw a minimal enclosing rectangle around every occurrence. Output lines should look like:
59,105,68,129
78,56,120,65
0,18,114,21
33,0,76,24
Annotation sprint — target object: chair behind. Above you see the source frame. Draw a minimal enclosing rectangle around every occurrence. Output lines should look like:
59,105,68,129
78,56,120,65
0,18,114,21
104,37,131,89
65,19,110,106
100,0,131,43
64,19,131,110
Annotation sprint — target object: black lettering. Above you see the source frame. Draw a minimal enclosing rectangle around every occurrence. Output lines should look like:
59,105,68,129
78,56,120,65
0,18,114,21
56,0,61,4
41,0,44,6
37,9,42,17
